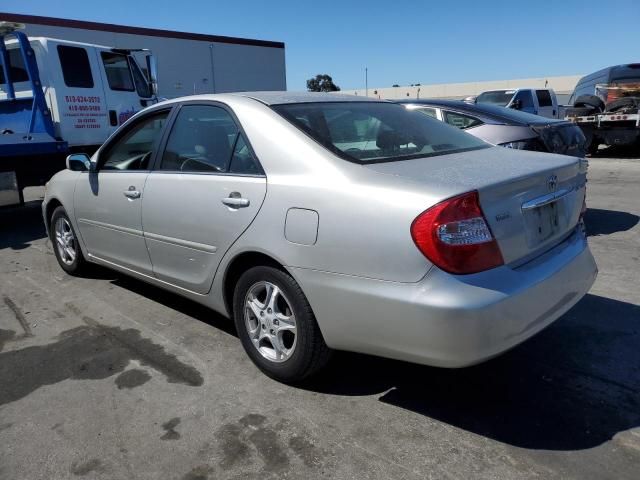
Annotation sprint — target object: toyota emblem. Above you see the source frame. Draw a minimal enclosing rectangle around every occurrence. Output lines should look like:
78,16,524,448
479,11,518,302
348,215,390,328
547,175,558,192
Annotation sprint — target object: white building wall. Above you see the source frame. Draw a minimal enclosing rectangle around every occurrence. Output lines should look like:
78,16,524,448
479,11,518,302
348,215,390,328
341,75,583,103
7,18,286,98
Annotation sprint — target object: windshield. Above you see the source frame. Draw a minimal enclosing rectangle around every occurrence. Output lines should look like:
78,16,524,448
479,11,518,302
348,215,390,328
476,90,515,107
272,102,488,164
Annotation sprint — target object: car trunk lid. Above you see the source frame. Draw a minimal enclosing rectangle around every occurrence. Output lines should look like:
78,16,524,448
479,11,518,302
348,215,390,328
363,146,587,267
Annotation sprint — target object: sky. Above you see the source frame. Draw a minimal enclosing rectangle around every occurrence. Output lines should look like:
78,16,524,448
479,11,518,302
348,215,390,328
2,0,640,90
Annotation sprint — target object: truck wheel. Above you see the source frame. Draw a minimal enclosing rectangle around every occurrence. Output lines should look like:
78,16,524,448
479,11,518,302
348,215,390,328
233,266,332,383
50,206,88,275
574,95,605,113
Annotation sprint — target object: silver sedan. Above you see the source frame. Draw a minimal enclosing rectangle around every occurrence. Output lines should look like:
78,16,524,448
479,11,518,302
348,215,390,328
42,92,597,383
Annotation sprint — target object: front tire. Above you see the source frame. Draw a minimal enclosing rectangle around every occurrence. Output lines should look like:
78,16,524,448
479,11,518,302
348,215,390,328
233,266,331,383
50,206,88,275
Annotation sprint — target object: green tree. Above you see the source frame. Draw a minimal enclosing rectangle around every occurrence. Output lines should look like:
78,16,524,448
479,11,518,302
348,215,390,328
306,74,341,92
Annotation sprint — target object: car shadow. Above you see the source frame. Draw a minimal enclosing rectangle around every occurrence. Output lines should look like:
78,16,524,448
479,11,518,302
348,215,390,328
0,201,47,250
302,293,640,451
0,321,204,407
109,275,238,338
592,145,640,159
584,208,639,236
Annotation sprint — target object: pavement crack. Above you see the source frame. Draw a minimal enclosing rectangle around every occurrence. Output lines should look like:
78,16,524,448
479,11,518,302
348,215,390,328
3,296,33,337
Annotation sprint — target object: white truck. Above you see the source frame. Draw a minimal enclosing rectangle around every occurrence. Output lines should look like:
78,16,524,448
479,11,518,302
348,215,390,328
474,66,640,153
563,64,640,153
474,88,560,119
0,22,158,206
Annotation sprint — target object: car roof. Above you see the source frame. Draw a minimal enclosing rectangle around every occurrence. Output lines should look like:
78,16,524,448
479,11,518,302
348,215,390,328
232,91,377,105
396,98,563,126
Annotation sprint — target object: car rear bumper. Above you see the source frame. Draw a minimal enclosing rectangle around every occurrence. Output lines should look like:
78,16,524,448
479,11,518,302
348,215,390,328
290,227,597,367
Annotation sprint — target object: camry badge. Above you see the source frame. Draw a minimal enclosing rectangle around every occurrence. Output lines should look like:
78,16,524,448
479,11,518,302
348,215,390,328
547,175,558,192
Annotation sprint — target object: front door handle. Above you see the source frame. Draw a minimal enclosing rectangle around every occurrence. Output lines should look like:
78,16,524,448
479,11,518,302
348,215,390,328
123,186,141,199
222,192,250,208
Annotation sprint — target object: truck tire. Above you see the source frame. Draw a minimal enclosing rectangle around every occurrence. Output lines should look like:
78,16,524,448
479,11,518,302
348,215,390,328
605,97,640,113
574,95,605,113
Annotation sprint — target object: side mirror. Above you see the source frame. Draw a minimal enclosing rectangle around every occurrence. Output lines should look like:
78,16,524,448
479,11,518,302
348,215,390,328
66,153,91,172
510,99,522,110
145,54,159,97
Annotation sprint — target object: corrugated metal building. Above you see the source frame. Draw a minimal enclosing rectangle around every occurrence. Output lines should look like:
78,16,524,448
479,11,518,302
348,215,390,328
0,12,286,98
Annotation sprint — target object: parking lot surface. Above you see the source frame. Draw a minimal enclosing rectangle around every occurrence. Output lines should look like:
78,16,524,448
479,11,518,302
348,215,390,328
1,154,639,480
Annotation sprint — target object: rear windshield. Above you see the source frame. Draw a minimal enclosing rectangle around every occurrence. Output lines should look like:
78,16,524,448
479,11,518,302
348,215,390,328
476,90,515,107
272,102,488,164
0,47,29,84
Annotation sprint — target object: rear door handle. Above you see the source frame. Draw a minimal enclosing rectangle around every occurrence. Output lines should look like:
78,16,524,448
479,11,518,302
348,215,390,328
222,193,250,208
123,186,141,199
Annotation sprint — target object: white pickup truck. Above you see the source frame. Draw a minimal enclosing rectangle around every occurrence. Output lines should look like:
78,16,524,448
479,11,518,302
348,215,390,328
474,88,559,119
0,22,158,206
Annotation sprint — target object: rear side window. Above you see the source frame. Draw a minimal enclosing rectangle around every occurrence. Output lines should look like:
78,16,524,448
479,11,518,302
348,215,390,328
416,107,438,118
443,111,483,129
536,90,553,107
57,46,94,88
0,48,29,84
101,52,134,91
160,105,262,174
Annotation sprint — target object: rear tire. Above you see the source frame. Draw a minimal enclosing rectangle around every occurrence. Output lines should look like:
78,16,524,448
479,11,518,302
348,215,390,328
50,206,88,275
574,94,605,113
233,266,332,383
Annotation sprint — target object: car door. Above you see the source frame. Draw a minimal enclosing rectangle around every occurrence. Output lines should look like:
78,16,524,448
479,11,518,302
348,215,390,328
52,43,110,147
73,108,171,273
141,103,267,294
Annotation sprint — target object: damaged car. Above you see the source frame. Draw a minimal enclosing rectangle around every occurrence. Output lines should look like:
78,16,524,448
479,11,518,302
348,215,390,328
399,99,587,157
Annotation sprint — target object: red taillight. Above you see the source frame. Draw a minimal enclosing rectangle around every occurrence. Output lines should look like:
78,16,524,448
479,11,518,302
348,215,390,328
411,191,504,275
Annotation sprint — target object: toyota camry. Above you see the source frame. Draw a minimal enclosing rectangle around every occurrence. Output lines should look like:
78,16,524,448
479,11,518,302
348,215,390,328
42,92,597,383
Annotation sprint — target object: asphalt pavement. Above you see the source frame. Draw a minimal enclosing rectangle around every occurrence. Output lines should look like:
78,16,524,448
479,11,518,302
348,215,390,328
0,153,639,479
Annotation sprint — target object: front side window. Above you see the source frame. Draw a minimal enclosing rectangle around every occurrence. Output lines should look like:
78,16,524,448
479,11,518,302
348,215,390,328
273,102,488,164
0,47,29,84
443,111,483,129
514,90,535,109
101,52,134,91
99,111,169,170
58,46,93,88
129,58,152,98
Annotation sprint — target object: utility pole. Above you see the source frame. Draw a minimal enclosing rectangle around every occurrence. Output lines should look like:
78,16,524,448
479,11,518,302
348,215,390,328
365,67,368,97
